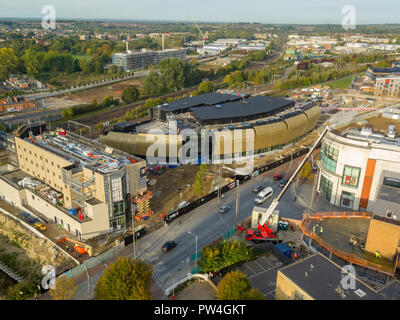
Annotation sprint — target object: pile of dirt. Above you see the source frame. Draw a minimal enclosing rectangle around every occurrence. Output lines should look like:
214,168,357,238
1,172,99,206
0,214,75,275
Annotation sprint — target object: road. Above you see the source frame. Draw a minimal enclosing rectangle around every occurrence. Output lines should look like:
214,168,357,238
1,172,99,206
133,157,307,293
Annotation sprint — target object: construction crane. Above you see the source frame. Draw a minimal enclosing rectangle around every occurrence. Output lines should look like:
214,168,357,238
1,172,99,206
194,21,208,47
246,126,332,242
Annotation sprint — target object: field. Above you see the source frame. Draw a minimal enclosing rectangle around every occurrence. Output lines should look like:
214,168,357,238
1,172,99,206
327,75,355,89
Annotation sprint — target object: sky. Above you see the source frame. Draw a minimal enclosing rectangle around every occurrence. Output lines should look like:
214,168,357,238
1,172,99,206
0,0,399,25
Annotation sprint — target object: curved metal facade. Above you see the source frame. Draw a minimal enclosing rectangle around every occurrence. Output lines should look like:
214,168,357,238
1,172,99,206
99,106,321,159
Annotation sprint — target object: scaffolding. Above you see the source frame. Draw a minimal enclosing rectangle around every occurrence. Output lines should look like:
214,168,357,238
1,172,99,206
132,191,153,217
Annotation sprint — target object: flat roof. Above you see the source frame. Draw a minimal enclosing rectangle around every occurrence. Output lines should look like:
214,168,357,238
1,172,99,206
159,92,245,112
280,253,383,300
191,96,294,123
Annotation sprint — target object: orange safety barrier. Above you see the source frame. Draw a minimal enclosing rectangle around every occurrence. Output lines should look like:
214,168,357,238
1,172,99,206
307,211,372,219
300,217,397,275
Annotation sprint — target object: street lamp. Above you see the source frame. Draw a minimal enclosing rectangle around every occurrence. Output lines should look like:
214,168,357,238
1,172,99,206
187,231,198,270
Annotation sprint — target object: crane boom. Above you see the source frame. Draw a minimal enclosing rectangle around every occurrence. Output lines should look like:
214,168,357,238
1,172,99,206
259,126,331,226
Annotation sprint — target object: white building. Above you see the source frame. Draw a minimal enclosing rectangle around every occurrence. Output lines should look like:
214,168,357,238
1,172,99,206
317,127,400,220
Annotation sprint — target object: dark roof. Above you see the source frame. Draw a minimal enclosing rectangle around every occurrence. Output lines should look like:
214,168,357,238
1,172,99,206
191,96,294,124
371,67,400,74
160,92,245,112
377,280,400,300
279,253,383,300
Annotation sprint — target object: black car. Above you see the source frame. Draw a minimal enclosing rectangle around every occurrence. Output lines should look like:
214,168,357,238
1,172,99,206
252,185,264,193
162,241,177,252
279,179,289,188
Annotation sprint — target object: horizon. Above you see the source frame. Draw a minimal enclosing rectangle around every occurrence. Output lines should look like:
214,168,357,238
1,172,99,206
1,0,399,25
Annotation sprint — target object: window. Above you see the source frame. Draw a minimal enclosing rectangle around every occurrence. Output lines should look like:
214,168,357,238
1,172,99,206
383,177,400,189
340,191,355,209
320,175,333,202
111,177,123,202
342,166,361,188
321,142,339,173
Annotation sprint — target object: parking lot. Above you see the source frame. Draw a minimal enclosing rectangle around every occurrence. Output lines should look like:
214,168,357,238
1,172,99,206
234,253,283,299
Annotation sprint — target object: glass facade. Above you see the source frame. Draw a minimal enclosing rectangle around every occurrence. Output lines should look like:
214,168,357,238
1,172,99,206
320,175,333,202
383,177,400,189
321,142,339,173
342,166,361,188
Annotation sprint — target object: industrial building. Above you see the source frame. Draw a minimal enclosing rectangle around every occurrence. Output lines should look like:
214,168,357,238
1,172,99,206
112,48,187,71
316,125,400,218
0,125,148,240
99,92,321,163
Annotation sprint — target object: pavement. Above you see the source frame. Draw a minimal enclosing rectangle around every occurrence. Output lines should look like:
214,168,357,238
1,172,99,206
175,281,216,300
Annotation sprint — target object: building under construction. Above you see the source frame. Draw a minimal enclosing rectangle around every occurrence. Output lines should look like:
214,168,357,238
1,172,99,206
112,48,187,71
99,92,321,163
0,125,149,240
300,211,400,285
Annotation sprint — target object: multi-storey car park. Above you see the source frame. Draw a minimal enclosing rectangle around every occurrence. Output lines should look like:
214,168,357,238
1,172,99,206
99,91,322,163
0,125,148,240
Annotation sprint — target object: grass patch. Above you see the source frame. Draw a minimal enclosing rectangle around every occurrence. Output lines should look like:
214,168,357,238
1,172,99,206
327,75,355,89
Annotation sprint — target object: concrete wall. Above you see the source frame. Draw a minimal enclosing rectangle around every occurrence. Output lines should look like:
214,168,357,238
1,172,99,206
275,270,313,300
0,177,26,208
365,218,400,259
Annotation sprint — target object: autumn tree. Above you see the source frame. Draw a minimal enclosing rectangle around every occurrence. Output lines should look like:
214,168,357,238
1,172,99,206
216,271,264,300
122,85,140,103
49,275,77,300
95,257,153,300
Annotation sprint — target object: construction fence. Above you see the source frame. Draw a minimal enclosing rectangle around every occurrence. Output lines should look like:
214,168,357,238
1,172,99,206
164,147,312,224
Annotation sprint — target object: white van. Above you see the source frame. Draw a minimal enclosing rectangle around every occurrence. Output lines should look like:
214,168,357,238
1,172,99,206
255,187,273,204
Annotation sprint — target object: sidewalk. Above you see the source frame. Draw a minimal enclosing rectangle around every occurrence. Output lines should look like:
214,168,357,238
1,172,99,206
38,242,166,300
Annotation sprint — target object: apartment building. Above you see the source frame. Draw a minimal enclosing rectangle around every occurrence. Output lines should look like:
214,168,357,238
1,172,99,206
112,48,187,71
0,127,148,240
375,76,400,97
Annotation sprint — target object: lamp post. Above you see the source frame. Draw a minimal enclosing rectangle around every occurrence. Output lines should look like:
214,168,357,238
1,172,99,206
188,231,198,270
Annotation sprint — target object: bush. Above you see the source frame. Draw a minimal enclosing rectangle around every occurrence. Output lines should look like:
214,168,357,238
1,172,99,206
216,271,264,300
7,280,39,300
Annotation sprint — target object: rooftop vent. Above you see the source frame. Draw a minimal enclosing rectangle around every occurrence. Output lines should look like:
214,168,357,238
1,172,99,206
214,104,222,109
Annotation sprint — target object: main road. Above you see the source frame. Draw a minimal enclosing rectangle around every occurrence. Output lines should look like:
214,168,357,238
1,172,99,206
133,158,308,293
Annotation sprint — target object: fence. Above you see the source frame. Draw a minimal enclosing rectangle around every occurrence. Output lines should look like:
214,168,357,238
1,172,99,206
164,146,311,224
63,242,124,280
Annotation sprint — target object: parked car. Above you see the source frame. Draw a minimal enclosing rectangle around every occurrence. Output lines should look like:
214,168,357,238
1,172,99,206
252,185,264,193
255,187,274,204
219,205,231,214
162,241,177,252
279,179,289,188
273,174,283,181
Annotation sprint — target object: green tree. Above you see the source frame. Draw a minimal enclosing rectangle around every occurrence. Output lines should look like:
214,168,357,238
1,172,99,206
49,275,77,300
122,85,140,104
23,48,42,76
198,81,215,94
216,271,264,300
7,280,39,300
95,257,153,300
0,48,18,80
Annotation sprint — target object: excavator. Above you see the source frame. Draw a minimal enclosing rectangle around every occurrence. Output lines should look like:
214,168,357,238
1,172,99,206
55,236,93,257
246,126,331,243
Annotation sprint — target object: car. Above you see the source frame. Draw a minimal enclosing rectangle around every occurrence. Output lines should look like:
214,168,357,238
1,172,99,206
252,185,264,193
279,179,289,188
162,241,177,252
219,205,231,214
273,174,283,181
255,187,274,204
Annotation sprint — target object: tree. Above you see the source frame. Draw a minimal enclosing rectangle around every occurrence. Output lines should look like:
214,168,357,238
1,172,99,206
0,48,18,80
49,275,77,300
23,48,42,76
95,257,153,300
198,81,215,94
122,85,140,104
216,271,264,300
7,280,39,300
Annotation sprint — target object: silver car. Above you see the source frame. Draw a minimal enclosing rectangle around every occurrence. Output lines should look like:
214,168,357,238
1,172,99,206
219,205,231,214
